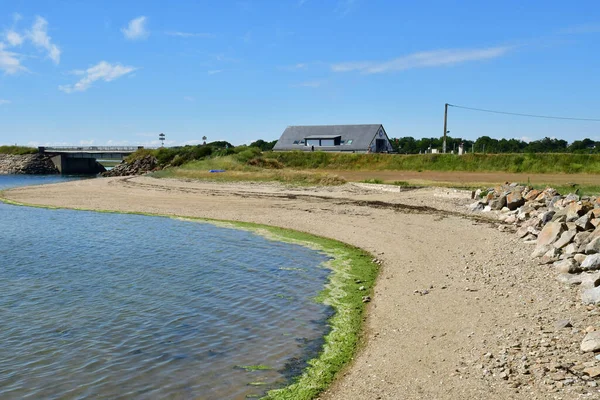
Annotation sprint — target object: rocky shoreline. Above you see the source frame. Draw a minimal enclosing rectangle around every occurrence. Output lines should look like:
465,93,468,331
0,154,58,174
470,183,600,392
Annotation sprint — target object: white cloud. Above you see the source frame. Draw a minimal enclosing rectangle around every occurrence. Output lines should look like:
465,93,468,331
165,31,214,38
0,99,11,105
518,136,533,143
26,16,61,64
292,80,323,88
13,13,22,22
208,69,222,75
0,42,25,74
279,63,308,71
122,16,149,40
5,30,24,46
331,46,512,74
59,61,137,93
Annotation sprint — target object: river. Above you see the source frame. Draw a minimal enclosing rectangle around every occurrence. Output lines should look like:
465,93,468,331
0,175,333,399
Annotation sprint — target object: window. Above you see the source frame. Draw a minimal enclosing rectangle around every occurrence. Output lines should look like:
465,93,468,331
306,139,320,147
320,139,335,146
300,140,305,144
293,140,299,144
347,139,353,145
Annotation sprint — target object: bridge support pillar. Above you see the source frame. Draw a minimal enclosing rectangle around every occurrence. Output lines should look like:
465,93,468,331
50,155,106,174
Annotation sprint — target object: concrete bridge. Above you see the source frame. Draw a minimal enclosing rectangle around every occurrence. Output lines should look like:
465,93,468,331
39,146,143,174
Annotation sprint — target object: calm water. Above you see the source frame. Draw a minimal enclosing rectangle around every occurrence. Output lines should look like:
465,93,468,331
0,175,333,399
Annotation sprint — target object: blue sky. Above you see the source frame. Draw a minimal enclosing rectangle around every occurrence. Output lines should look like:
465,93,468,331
1,0,599,147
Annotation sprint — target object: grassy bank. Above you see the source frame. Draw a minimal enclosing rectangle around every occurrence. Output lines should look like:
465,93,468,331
0,145,38,155
264,152,600,174
0,196,378,400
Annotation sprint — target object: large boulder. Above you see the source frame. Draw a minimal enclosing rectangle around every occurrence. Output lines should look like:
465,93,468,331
554,258,580,274
553,229,577,249
506,191,525,211
537,222,567,247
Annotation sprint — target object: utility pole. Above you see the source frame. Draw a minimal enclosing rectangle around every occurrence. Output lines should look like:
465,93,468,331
443,103,448,154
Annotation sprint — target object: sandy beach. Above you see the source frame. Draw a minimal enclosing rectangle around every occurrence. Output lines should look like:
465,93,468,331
3,176,596,399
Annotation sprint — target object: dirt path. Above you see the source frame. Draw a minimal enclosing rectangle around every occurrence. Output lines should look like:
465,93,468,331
321,170,599,187
3,177,597,399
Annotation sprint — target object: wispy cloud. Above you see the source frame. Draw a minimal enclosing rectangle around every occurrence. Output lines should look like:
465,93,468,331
26,16,61,64
165,31,215,38
279,63,308,71
5,30,24,46
208,69,222,75
59,61,137,93
12,13,22,22
291,80,324,88
0,42,25,74
332,46,512,74
0,99,11,105
559,23,600,35
122,16,149,40
335,0,358,17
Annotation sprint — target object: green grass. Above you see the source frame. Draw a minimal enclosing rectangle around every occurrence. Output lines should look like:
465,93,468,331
0,145,38,155
262,152,600,174
0,197,379,400
360,178,383,184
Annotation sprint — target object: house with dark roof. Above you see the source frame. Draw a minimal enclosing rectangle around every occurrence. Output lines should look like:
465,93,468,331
273,124,393,153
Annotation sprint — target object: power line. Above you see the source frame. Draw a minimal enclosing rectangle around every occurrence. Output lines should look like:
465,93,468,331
448,104,600,122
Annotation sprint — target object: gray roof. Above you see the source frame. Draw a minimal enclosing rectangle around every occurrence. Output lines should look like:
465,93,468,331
273,124,388,151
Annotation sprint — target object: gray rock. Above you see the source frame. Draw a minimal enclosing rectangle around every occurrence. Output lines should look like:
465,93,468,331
554,319,573,330
553,229,577,249
575,231,592,246
575,253,588,264
539,210,556,225
540,247,560,264
532,244,553,258
576,214,594,231
581,331,600,352
537,222,567,247
581,254,600,271
556,273,583,286
564,243,579,255
581,287,600,305
490,195,507,210
468,201,485,212
585,237,600,254
554,258,580,274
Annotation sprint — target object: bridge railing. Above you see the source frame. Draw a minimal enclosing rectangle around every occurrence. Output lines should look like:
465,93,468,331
39,146,143,153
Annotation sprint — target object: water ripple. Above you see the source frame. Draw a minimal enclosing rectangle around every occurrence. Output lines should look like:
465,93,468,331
0,176,333,399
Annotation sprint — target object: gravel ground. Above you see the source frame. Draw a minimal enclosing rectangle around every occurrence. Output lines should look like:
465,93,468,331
3,176,599,399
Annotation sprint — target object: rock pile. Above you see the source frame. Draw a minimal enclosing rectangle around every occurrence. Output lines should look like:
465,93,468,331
102,155,158,177
0,154,59,174
470,183,600,304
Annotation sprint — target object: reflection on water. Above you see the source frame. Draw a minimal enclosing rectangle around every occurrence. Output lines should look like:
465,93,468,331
0,175,333,399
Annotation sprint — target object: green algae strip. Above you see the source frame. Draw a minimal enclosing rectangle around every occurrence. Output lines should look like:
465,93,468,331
0,195,379,400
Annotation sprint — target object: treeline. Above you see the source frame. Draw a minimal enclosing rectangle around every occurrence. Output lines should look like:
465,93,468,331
389,136,600,154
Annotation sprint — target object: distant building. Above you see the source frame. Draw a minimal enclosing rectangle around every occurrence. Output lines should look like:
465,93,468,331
273,124,393,153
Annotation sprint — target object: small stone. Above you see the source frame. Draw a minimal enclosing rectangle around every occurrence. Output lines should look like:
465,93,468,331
581,331,600,352
358,286,366,291
361,296,371,303
583,366,600,378
581,254,600,271
586,237,600,254
554,319,573,330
